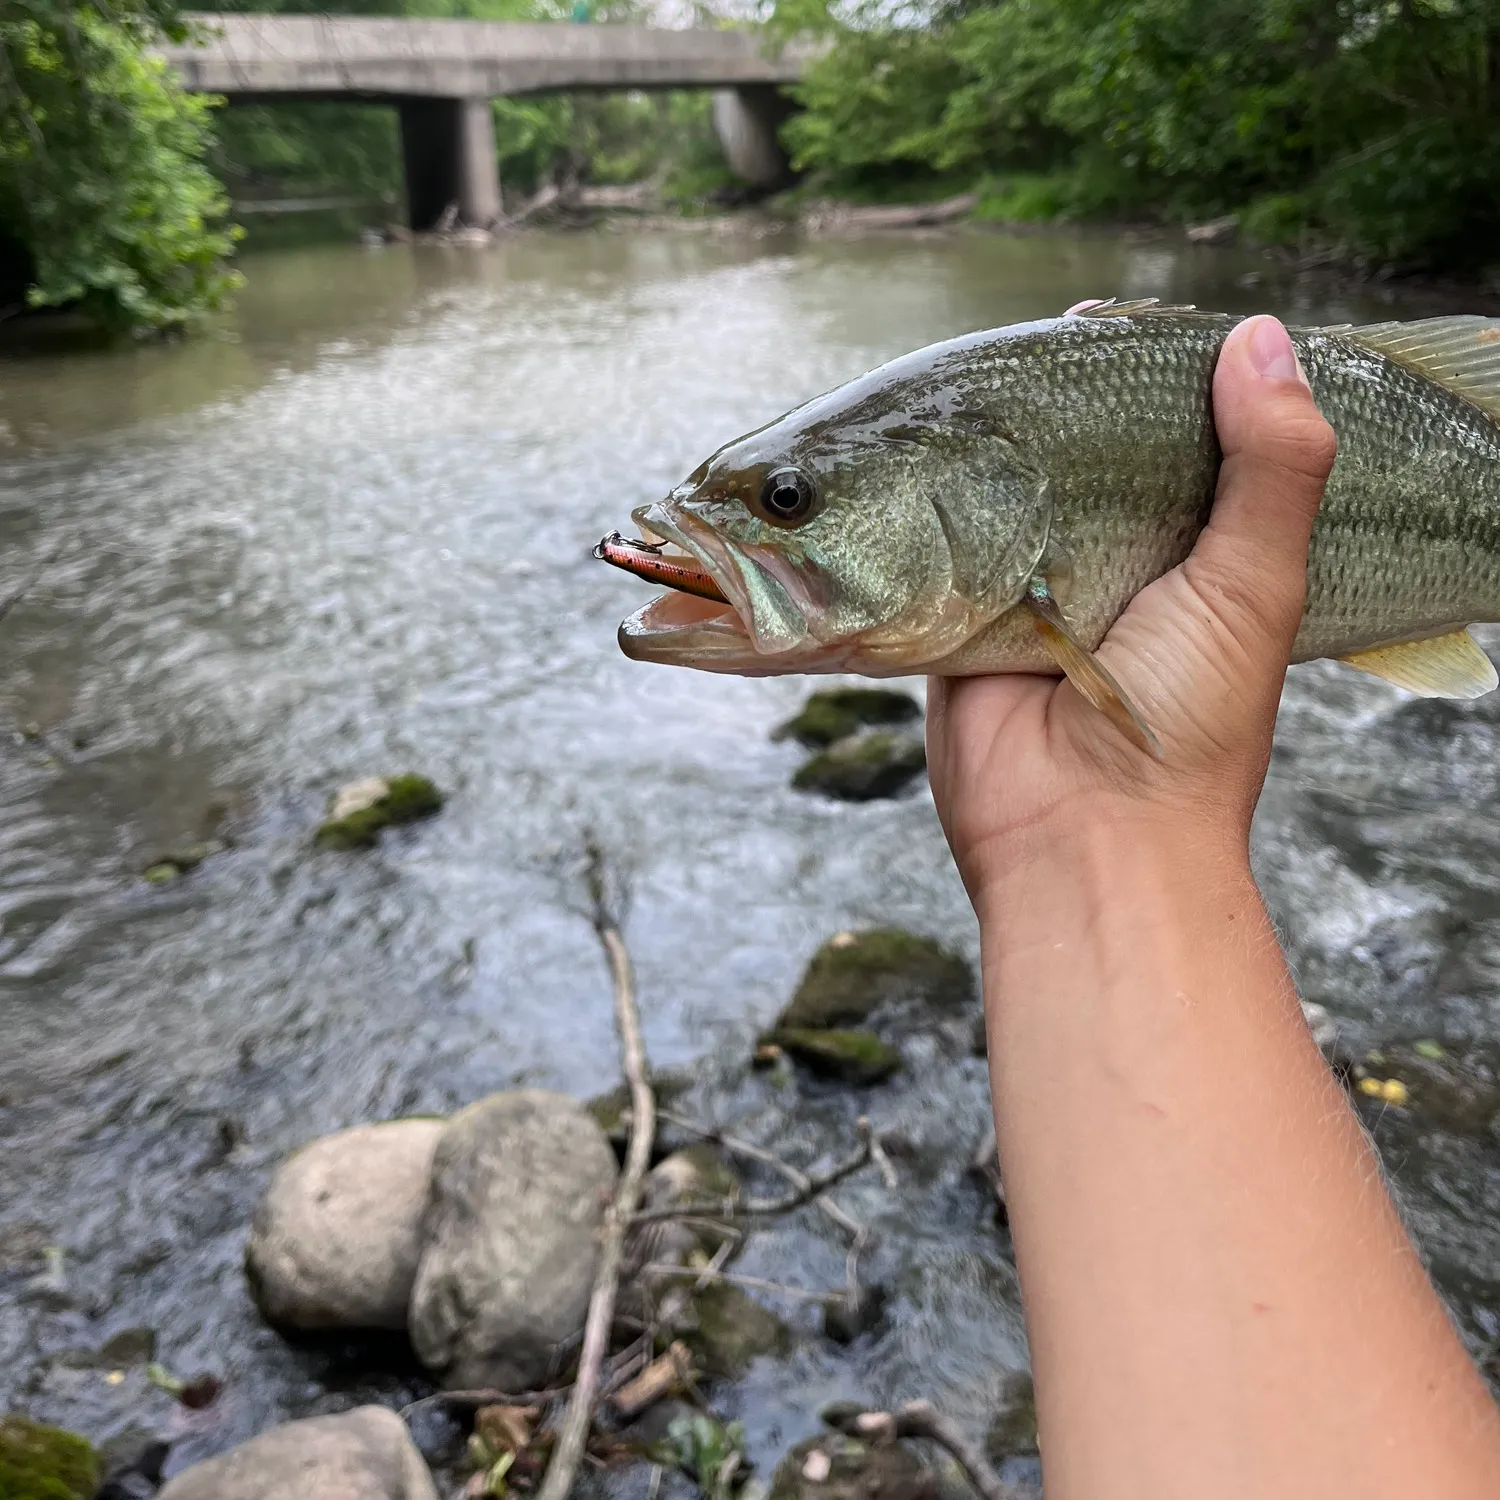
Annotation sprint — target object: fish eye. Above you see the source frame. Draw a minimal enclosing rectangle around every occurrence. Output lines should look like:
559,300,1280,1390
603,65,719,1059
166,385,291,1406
758,467,818,524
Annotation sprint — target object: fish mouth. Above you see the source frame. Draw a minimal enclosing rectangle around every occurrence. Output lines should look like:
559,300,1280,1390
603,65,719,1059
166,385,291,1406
613,502,845,674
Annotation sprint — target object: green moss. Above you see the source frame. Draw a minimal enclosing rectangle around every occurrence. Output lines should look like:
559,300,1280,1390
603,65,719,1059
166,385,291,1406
142,863,180,886
314,773,444,851
681,1281,793,1379
768,1028,902,1085
774,689,921,748
780,928,974,1030
984,1370,1039,1460
769,1434,930,1500
0,1416,99,1500
791,731,926,802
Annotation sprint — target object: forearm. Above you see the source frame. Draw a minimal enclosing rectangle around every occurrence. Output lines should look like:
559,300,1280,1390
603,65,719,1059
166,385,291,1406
978,810,1500,1500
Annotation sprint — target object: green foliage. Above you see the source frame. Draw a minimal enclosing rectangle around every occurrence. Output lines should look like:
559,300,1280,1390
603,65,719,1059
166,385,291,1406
0,1,239,329
780,0,1500,269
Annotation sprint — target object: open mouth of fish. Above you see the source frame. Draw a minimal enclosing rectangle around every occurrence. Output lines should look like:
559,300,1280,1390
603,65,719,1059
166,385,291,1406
600,502,833,671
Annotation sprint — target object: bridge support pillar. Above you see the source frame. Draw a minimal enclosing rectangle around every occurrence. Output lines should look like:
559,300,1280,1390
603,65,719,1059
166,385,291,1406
398,96,502,231
712,86,793,190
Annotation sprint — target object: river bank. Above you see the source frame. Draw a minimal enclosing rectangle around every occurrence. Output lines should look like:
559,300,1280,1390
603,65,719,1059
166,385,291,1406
3,227,1499,1495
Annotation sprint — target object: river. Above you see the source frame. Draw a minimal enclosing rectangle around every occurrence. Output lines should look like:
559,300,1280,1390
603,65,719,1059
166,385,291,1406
2,226,1497,1484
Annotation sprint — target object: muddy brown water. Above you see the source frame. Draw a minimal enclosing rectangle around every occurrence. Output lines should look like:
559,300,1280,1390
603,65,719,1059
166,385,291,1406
2,226,1497,1485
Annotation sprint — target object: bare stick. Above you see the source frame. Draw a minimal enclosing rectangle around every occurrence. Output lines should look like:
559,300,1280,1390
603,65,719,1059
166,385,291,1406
658,1108,873,1238
536,848,656,1500
829,1402,1020,1500
632,1120,874,1224
639,1262,838,1302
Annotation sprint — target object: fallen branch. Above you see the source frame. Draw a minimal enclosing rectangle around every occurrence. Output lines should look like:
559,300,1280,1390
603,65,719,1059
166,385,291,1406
640,1262,838,1303
633,1119,875,1224
827,1401,1019,1500
658,1108,872,1240
535,847,656,1500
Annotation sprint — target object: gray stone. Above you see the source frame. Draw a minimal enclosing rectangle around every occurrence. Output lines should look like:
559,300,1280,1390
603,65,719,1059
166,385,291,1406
156,1407,437,1500
409,1090,618,1390
245,1119,443,1331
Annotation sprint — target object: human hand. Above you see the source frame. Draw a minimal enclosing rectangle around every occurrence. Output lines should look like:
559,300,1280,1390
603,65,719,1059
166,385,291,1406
926,314,1338,903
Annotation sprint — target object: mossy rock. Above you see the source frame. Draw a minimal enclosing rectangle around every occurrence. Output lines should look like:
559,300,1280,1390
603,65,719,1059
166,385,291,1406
142,840,224,885
0,1415,99,1500
780,928,974,1031
314,773,444,851
1351,1042,1500,1136
774,689,921,749
680,1281,794,1380
769,1028,902,1085
769,1434,934,1500
791,732,926,802
984,1370,1039,1461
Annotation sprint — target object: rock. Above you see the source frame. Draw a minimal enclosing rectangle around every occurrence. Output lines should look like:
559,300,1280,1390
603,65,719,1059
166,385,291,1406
680,1280,793,1379
780,929,974,1031
1186,214,1239,244
769,1028,902,1085
1300,1000,1339,1053
245,1118,443,1331
0,1415,99,1500
316,774,444,850
769,1434,934,1500
821,1283,887,1343
984,1369,1039,1461
774,689,921,748
156,1407,439,1500
1350,1042,1500,1136
792,732,926,802
409,1090,618,1390
142,840,225,884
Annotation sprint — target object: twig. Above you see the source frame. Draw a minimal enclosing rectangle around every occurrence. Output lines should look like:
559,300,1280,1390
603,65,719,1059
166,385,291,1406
828,1402,1019,1500
639,1262,837,1302
657,1108,873,1238
536,847,656,1500
632,1120,874,1224
868,1131,899,1190
400,1385,564,1420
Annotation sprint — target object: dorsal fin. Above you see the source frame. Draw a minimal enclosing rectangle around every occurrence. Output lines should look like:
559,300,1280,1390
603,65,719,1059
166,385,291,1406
1072,297,1231,322
1337,317,1500,424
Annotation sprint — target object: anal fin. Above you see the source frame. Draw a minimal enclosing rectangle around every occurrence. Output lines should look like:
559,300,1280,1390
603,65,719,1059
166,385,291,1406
1023,579,1163,758
1338,629,1498,699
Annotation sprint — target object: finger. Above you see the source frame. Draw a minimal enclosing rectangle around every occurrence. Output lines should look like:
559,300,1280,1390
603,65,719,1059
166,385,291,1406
1188,315,1338,651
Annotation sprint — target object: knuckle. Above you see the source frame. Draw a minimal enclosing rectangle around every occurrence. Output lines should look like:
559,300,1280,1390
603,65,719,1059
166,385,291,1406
1267,407,1338,483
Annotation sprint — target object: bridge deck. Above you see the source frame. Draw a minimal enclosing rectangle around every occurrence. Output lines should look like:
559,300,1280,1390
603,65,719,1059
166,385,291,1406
162,14,805,100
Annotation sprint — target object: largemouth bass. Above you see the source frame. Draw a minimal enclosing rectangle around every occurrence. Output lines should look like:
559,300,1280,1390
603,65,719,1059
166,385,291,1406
600,300,1500,751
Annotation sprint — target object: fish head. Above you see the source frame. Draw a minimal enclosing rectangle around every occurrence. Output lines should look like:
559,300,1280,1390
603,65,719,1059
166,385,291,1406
617,342,1053,675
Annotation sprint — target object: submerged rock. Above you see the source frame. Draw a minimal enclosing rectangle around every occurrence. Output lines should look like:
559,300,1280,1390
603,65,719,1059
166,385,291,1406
680,1280,794,1380
409,1090,617,1390
774,689,921,748
984,1369,1039,1461
315,774,444,850
780,929,974,1031
142,840,225,885
0,1415,99,1500
769,1027,902,1085
792,731,926,802
1350,1041,1500,1136
245,1118,443,1331
155,1407,438,1500
769,1433,934,1500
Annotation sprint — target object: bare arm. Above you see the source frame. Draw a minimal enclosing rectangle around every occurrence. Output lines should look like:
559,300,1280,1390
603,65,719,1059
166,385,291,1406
927,316,1500,1499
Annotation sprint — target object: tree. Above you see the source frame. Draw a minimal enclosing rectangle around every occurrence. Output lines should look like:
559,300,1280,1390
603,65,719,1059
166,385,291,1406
0,0,239,330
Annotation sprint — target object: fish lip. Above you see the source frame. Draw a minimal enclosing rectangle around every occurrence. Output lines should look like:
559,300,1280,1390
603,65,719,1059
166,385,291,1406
619,500,842,670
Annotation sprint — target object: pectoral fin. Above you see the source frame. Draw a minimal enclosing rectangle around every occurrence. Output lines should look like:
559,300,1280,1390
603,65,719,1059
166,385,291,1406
1023,579,1163,757
1338,629,1498,698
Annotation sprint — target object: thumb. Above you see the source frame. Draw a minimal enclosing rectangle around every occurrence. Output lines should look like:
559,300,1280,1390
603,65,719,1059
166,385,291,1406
1186,316,1338,659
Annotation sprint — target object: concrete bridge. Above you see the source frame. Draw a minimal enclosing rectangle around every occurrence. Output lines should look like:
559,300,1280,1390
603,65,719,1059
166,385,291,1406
162,15,806,230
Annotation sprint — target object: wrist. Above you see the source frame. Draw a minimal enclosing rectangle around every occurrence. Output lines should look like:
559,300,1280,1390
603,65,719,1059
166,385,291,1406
965,799,1256,936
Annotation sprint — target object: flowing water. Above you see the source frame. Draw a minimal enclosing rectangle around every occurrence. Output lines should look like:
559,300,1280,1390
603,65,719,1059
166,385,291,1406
2,226,1498,1483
